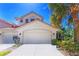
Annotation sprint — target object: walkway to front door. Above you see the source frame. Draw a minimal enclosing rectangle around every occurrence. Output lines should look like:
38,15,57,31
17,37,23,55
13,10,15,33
7,44,63,56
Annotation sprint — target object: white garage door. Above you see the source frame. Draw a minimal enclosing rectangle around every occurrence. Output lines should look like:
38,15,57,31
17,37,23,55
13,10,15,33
23,30,52,44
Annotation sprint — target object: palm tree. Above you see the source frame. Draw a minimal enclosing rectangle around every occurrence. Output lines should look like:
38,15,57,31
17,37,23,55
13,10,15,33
69,4,79,42
49,3,68,28
50,14,60,28
48,3,79,42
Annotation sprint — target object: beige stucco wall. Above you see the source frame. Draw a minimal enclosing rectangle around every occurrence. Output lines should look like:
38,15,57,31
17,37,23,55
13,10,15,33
15,20,58,44
16,20,58,32
0,20,58,44
22,13,43,21
0,28,17,44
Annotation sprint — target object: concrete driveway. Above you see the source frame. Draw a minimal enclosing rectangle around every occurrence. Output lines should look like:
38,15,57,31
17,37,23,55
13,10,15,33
7,44,63,56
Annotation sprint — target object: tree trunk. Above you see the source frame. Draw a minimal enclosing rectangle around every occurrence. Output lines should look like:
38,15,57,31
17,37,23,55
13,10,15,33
74,20,79,43
70,5,79,42
72,14,79,42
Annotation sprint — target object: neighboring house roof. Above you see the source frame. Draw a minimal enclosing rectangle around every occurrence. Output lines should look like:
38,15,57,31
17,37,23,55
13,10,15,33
0,19,17,28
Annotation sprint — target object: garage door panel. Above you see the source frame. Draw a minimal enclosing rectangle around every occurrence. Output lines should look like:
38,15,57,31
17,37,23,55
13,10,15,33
23,30,51,44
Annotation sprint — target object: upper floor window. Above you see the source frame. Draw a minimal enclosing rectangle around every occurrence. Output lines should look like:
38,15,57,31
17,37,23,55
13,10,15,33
20,20,23,23
36,18,40,20
26,19,28,23
31,18,35,21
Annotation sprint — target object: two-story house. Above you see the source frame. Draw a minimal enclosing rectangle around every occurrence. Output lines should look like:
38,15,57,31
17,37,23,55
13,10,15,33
0,12,58,44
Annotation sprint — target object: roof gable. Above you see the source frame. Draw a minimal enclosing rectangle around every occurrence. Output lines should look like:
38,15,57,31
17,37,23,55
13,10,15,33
16,20,58,32
22,12,43,18
16,12,43,21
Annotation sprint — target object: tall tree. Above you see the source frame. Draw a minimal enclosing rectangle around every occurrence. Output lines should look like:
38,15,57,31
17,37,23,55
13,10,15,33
69,4,79,42
49,3,79,42
49,3,68,28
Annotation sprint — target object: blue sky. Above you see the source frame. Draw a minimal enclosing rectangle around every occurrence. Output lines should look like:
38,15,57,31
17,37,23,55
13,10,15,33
0,3,51,25
0,3,69,29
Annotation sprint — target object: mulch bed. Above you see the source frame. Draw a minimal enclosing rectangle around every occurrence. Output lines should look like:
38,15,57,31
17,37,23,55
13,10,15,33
57,47,79,56
57,48,69,56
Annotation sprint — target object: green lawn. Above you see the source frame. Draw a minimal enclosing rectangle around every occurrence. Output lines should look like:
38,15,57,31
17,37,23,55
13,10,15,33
0,50,12,56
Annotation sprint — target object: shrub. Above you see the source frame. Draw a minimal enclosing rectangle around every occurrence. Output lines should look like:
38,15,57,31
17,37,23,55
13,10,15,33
74,43,79,52
56,40,62,46
65,41,75,52
0,50,11,56
57,39,79,55
51,39,59,45
52,38,79,55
